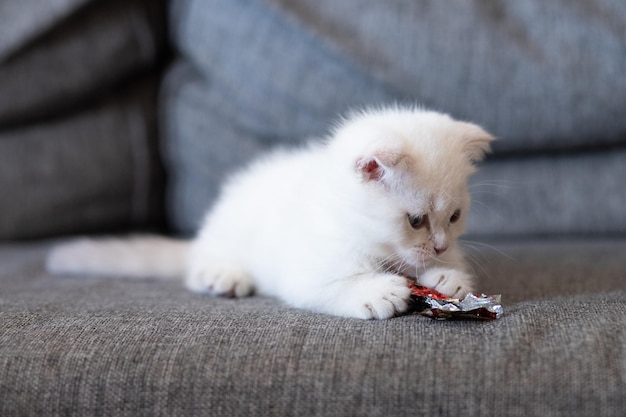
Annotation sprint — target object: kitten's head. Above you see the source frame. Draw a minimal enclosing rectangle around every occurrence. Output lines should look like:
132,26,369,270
329,106,494,274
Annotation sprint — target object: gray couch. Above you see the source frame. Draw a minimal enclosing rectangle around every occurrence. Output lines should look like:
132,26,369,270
1,1,624,416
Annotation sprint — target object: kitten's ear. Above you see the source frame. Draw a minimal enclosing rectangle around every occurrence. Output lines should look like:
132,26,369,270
356,151,406,182
461,123,496,163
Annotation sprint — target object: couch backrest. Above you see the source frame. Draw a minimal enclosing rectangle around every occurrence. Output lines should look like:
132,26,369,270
0,0,168,240
2,0,625,240
163,0,626,237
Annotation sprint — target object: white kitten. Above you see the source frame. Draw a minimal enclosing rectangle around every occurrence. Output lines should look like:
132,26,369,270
48,106,494,319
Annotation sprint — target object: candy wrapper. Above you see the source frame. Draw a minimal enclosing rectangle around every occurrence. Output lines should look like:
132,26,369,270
406,281,503,320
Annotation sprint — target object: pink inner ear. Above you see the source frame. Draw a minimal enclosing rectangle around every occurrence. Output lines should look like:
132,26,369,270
357,158,383,181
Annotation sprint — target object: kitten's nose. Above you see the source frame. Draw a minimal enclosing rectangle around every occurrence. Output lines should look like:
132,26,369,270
434,246,448,255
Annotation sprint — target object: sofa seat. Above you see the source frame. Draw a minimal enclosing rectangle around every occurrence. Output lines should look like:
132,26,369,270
1,239,624,416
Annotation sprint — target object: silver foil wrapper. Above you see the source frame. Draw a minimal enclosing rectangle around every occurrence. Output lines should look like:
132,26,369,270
407,282,503,320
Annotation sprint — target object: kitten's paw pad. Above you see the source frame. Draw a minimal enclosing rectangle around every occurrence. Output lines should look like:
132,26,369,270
354,276,412,320
186,266,253,298
419,268,473,299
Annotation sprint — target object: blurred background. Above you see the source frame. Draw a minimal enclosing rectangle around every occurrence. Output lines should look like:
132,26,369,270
1,0,625,241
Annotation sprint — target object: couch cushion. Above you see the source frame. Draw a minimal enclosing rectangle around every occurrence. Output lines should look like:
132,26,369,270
0,0,90,61
0,0,167,128
169,0,626,155
0,82,165,240
0,239,624,416
0,0,168,240
163,0,626,236
466,149,626,237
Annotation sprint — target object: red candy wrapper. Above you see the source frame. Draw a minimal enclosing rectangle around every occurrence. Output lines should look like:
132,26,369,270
406,281,503,320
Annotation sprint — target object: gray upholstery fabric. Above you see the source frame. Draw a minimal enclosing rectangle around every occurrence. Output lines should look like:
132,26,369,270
0,0,90,61
0,0,167,240
0,0,166,128
466,150,626,237
0,82,164,240
163,0,626,236
266,0,626,153
170,0,626,153
1,240,624,416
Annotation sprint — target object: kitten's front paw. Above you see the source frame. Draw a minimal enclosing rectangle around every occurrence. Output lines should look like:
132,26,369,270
186,263,253,298
419,268,473,299
347,275,412,320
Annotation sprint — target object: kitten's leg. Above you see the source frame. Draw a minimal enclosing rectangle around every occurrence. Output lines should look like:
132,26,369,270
309,273,412,320
185,216,256,296
186,242,254,297
419,268,473,298
186,261,254,297
419,246,474,298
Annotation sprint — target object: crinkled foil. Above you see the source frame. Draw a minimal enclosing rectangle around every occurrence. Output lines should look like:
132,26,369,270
406,282,503,320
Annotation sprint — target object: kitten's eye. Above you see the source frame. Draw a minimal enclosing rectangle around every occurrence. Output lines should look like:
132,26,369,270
450,209,461,224
408,213,426,229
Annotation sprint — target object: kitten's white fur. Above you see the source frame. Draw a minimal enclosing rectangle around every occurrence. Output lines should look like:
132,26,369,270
47,107,494,320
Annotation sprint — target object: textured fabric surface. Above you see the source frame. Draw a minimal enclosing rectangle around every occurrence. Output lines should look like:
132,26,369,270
0,0,168,240
0,0,90,61
270,0,626,153
1,240,624,417
0,0,167,128
162,60,626,237
0,81,165,240
169,0,626,153
466,149,626,237
163,0,626,235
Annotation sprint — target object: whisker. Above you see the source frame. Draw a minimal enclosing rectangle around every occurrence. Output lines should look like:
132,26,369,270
468,198,506,221
460,239,516,261
417,249,456,268
470,198,495,211
374,252,404,273
461,248,491,281
468,180,517,191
